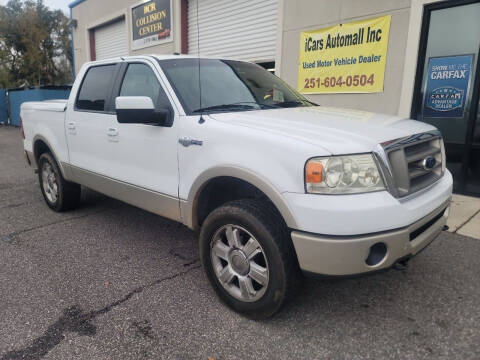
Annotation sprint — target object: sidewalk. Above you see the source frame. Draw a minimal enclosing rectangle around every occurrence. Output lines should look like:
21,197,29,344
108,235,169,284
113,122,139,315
446,194,480,239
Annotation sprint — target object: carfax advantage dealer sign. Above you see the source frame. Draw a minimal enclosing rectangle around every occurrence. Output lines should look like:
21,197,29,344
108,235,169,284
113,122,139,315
131,0,173,50
298,15,391,94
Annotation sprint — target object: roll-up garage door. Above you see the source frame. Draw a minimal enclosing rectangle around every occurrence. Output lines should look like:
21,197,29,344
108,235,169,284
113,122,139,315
95,19,128,60
188,0,278,62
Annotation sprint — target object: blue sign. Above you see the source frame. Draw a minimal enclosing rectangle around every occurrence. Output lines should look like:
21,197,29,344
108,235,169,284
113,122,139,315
423,55,473,118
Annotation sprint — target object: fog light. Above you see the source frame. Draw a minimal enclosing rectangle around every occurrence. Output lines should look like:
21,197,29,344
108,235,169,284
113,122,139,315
365,242,387,266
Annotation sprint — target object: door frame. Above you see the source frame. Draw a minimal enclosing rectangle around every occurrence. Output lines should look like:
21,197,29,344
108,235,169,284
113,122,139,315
411,0,480,195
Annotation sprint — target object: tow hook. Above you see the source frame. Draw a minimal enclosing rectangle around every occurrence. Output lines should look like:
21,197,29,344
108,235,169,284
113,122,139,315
393,259,409,271
442,225,449,231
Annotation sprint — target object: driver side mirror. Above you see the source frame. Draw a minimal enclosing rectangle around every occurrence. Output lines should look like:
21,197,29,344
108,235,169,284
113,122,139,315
115,96,172,127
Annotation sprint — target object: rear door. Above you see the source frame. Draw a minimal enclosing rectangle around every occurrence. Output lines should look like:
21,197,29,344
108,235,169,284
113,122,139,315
66,63,120,176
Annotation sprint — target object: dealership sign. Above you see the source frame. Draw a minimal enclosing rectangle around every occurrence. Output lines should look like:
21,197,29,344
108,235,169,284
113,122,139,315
131,0,172,50
297,15,391,94
422,55,473,118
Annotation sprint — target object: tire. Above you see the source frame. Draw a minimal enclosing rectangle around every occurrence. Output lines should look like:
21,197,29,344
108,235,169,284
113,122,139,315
38,152,81,212
199,199,301,319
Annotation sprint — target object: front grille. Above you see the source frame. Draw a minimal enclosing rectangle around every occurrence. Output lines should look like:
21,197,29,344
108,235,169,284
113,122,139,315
376,131,444,198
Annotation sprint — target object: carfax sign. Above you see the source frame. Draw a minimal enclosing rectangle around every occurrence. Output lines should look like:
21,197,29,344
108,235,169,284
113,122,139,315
297,15,391,94
422,55,473,118
131,0,172,50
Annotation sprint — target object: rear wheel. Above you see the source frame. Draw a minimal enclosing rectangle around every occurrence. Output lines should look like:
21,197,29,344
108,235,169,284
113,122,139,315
38,152,81,211
199,199,301,319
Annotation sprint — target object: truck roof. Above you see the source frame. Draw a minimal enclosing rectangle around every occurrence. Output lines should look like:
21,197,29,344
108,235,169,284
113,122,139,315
83,54,249,67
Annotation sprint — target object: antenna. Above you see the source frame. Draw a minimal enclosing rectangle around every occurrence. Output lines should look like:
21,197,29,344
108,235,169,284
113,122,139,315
196,0,205,124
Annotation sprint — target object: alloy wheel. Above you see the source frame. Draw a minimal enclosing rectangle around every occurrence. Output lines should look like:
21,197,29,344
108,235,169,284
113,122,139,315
210,224,269,302
42,162,58,203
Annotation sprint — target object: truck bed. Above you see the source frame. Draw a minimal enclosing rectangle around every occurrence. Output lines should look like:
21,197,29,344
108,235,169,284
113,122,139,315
21,99,68,112
21,100,69,168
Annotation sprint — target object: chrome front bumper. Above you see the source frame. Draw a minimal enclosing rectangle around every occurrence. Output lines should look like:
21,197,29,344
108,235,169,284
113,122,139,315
291,199,450,276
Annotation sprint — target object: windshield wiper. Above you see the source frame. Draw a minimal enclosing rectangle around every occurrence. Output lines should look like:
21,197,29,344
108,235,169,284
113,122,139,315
274,100,312,108
192,102,277,113
192,103,257,113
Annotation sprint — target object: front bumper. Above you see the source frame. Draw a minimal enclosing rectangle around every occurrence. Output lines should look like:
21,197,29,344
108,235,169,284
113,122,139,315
291,199,450,276
283,170,452,235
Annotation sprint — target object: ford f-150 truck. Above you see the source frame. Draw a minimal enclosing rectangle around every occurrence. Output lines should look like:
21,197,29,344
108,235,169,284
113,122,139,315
21,55,452,319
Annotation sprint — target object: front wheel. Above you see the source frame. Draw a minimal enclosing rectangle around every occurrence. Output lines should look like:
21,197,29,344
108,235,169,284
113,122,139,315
199,199,301,319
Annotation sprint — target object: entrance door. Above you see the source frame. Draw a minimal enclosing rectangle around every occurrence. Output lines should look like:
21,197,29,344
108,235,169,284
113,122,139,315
467,89,480,193
411,0,480,195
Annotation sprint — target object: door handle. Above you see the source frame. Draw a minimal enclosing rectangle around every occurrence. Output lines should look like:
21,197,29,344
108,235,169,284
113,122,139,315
107,127,118,136
179,136,203,147
67,122,76,134
107,127,119,142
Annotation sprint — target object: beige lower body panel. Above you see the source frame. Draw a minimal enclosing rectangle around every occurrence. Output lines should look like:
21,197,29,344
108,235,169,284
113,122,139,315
291,199,450,276
70,165,181,222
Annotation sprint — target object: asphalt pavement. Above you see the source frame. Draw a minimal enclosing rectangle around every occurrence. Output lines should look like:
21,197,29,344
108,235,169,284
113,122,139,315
0,126,479,360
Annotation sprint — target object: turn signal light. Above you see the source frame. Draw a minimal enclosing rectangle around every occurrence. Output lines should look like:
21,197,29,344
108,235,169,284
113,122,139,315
306,161,323,183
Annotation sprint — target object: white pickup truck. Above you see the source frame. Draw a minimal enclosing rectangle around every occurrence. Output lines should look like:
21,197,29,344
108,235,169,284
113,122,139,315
21,55,452,318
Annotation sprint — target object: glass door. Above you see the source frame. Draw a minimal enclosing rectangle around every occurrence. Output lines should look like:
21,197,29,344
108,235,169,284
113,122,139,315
466,95,480,193
411,0,480,195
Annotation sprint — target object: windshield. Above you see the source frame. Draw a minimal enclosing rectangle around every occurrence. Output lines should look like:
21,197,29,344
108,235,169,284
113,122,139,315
158,58,314,114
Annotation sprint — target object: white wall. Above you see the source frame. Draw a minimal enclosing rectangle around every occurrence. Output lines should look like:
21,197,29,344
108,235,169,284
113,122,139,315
71,0,182,74
277,0,413,115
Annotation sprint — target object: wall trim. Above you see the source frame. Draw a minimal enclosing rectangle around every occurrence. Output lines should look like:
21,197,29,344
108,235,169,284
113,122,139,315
181,0,188,53
69,7,76,78
172,0,181,53
88,29,96,61
68,0,86,9
397,0,444,118
274,0,285,75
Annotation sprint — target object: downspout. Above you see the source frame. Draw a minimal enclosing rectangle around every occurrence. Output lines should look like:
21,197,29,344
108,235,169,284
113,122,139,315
70,7,76,79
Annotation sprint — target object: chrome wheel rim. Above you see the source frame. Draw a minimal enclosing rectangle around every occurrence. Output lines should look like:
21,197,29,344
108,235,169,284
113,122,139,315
210,224,269,302
42,162,58,203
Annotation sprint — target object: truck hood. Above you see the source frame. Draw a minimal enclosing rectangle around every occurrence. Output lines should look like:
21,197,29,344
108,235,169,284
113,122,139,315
209,106,436,154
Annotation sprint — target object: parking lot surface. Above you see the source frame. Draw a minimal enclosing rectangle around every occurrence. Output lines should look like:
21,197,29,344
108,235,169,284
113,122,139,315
1,126,479,360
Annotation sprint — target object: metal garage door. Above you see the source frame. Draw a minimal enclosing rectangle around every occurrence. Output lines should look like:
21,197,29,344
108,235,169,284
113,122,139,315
188,0,278,62
95,19,128,60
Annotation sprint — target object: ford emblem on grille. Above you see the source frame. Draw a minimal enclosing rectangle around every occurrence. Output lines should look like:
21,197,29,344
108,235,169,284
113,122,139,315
422,156,437,171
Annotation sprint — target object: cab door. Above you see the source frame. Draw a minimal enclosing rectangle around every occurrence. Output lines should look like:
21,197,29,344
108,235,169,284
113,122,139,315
102,60,180,218
66,63,120,177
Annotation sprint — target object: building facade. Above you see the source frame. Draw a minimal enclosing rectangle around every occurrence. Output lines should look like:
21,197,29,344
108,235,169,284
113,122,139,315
69,0,480,195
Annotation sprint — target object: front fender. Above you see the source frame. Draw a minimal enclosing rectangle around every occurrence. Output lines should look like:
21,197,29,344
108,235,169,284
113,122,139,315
181,165,299,230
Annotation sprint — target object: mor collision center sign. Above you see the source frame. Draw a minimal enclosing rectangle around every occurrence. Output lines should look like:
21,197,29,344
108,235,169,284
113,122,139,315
131,0,172,50
298,15,391,94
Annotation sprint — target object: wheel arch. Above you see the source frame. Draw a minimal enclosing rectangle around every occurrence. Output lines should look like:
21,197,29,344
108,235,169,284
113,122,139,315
33,135,69,179
182,166,298,231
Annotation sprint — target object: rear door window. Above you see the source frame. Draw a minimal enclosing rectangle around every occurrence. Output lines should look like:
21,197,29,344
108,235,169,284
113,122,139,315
76,65,116,112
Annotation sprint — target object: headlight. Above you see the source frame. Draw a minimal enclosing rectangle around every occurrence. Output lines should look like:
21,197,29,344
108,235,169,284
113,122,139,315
305,154,385,194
